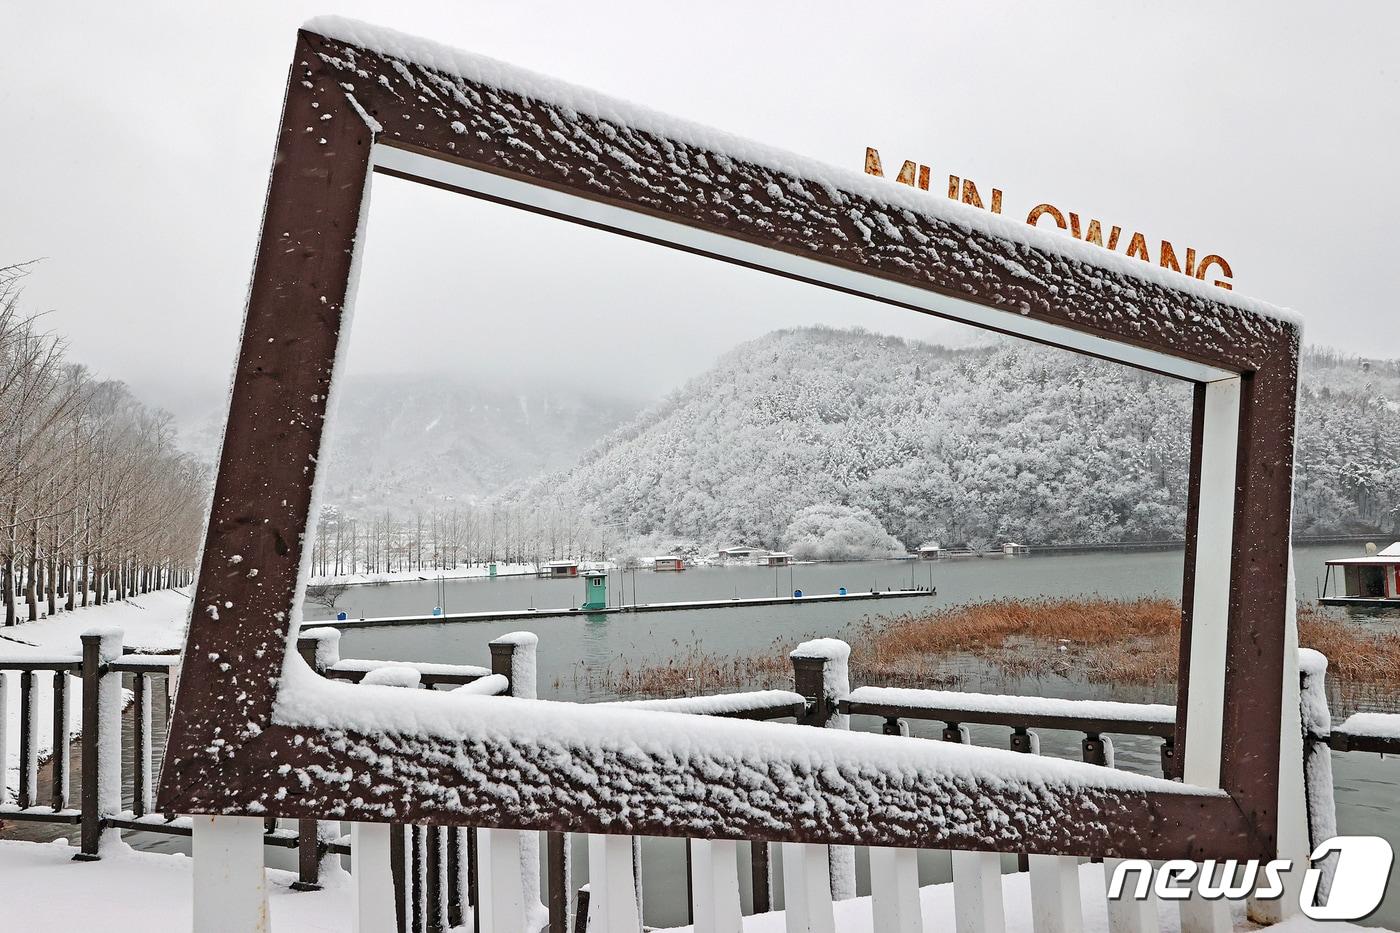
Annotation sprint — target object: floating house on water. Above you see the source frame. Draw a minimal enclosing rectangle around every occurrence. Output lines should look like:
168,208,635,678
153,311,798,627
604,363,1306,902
764,552,794,567
653,555,686,572
580,570,608,610
1002,542,1030,556
540,559,579,578
1320,543,1400,606
917,543,943,560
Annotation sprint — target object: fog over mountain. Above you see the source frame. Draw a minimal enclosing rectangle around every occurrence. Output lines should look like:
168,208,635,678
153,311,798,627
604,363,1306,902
188,328,1400,558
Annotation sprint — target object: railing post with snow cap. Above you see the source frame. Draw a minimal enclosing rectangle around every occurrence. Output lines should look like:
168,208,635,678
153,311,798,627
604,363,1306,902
76,627,122,860
293,628,343,892
488,632,546,929
1249,646,1337,924
1298,650,1337,897
789,638,852,922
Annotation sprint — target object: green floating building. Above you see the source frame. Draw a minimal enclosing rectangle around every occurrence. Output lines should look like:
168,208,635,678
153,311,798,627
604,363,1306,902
581,570,608,611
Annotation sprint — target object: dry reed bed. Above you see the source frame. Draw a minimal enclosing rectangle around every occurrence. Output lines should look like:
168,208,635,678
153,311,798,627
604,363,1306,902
575,597,1400,713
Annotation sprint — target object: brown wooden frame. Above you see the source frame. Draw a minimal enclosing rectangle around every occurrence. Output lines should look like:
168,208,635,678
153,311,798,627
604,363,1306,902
158,22,1301,861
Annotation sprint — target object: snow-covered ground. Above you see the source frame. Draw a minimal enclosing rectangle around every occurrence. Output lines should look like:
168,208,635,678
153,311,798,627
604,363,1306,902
0,838,350,933
0,588,191,801
0,837,1388,933
0,587,191,656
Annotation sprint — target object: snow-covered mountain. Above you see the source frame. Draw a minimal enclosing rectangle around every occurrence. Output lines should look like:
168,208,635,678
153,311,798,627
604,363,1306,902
502,328,1400,550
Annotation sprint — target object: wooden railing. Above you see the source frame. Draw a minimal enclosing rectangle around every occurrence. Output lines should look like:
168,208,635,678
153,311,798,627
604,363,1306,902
6,629,1395,932
0,631,185,856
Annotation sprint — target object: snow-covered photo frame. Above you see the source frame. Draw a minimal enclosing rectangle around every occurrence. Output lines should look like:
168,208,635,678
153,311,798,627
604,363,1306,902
158,19,1302,863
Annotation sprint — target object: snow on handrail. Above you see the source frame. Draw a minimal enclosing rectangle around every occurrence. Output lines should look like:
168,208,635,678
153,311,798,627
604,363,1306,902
327,657,492,685
842,686,1176,735
598,689,806,719
273,663,1218,855
1330,712,1400,753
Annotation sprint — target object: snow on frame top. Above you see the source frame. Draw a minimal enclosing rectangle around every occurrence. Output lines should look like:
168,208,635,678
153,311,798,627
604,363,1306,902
303,15,1300,335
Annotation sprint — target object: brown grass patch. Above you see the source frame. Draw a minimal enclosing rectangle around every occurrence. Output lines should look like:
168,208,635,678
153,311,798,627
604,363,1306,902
576,597,1400,714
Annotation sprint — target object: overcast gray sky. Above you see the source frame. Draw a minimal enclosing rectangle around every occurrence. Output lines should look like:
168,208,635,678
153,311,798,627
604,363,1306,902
3,2,1397,424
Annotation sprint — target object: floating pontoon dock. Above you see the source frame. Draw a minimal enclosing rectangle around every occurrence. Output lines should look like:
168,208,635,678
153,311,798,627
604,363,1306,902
322,587,935,629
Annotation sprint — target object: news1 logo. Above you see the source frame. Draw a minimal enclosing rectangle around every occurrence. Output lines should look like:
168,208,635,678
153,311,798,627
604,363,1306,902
1108,837,1394,920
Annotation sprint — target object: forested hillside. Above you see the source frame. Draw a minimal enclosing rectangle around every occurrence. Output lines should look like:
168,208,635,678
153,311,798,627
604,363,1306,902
505,328,1400,554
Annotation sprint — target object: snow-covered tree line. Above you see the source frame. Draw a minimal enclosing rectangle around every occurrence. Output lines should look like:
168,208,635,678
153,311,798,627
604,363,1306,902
309,327,1400,570
0,265,207,624
307,499,611,576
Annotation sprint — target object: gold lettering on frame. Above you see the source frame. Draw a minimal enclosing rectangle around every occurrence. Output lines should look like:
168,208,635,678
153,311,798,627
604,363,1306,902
1196,254,1233,290
1026,204,1067,230
864,147,884,177
863,146,1232,289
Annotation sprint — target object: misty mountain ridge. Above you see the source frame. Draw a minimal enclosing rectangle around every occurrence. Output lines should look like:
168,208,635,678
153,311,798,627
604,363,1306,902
178,328,1400,551
316,374,641,514
502,327,1400,551
179,374,641,514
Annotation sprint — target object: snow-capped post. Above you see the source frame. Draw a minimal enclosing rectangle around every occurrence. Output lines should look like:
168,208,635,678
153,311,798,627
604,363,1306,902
487,631,546,928
1249,647,1338,924
1298,650,1338,899
292,628,344,892
789,638,855,904
297,626,342,672
76,627,122,860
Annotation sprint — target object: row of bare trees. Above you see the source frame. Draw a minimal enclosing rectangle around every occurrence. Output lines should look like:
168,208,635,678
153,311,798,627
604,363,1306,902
308,501,607,578
0,265,208,625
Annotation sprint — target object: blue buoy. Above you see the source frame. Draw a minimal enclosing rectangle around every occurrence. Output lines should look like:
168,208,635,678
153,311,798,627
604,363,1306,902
432,606,443,617
336,611,347,621
838,587,847,596
793,589,803,598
